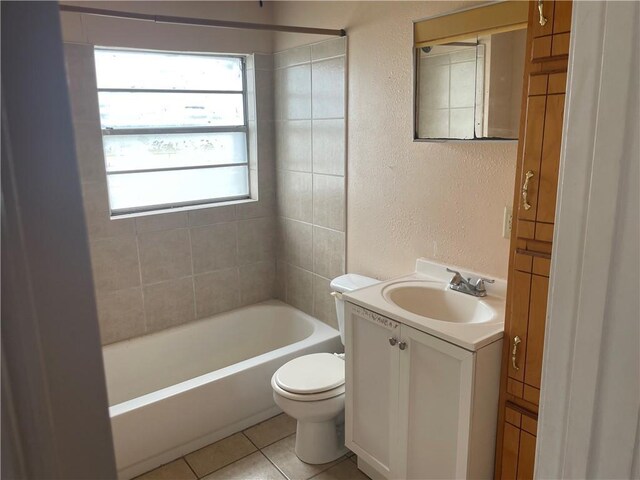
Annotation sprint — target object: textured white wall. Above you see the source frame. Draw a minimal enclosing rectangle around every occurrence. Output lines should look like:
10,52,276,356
273,1,517,280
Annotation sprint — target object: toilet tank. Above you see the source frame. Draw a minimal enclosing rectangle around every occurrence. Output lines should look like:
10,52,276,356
330,274,379,345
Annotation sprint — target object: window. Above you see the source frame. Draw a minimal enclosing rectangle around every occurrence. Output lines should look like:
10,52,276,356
94,48,250,215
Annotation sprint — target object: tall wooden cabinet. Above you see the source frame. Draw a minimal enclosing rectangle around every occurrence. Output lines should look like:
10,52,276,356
494,1,573,478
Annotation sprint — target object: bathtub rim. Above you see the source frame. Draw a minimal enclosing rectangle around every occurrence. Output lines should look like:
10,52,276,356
107,299,341,417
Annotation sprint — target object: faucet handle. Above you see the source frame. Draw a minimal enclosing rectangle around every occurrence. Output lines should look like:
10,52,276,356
474,277,495,292
446,268,464,284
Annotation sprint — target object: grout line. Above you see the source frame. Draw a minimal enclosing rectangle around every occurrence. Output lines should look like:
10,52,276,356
186,224,197,322
182,456,199,479
258,450,290,480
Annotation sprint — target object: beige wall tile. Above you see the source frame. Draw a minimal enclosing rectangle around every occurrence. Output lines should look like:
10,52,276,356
143,277,195,332
311,38,346,61
95,287,145,345
275,260,287,301
243,414,297,448
276,120,312,172
277,171,312,223
313,226,345,280
64,43,101,124
202,452,285,480
255,68,274,123
274,45,311,69
275,64,311,120
194,268,240,319
136,458,196,480
185,433,256,478
138,229,192,284
188,206,236,227
280,218,312,271
312,57,345,119
312,275,339,329
286,265,313,315
239,261,276,305
262,434,344,480
81,182,135,239
190,223,238,274
135,212,188,233
89,235,140,291
237,217,275,265
312,119,345,176
255,53,274,71
313,174,345,231
73,121,106,182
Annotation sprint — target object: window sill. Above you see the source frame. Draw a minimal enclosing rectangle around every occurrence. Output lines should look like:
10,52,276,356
109,197,257,220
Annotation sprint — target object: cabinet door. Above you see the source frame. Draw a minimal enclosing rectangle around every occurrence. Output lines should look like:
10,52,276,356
396,324,474,480
345,303,401,478
499,405,537,480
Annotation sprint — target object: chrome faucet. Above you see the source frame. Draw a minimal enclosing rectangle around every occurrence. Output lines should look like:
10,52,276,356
446,268,495,297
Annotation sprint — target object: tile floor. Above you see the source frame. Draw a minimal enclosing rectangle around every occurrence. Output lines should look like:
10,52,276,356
136,414,369,480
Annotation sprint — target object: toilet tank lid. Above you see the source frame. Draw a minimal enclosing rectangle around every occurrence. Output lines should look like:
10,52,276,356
330,273,379,294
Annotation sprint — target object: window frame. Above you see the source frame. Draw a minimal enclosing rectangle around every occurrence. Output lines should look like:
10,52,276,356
94,47,252,216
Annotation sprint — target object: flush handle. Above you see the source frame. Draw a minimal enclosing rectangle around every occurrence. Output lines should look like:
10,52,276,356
398,341,407,351
511,336,522,371
522,170,534,211
389,337,398,347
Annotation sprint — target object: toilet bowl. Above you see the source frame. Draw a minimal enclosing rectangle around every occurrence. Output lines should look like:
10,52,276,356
271,274,379,464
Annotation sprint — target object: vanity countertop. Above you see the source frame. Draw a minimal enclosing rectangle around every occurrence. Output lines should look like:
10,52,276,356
343,259,506,351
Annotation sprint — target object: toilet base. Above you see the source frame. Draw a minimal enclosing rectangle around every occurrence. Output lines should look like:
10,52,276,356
294,415,348,464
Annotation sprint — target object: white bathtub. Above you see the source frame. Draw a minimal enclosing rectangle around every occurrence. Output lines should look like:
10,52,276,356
103,299,342,479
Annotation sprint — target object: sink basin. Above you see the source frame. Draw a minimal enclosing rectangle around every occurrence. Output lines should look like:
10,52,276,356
381,281,496,324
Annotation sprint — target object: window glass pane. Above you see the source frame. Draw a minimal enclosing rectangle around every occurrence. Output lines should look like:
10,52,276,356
103,132,247,172
98,92,244,129
94,49,243,91
107,166,249,212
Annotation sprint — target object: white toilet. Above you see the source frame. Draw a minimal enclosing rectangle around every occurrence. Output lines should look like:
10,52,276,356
271,274,379,464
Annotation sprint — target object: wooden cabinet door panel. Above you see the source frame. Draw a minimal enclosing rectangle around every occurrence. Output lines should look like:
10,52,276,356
553,1,573,34
501,422,520,479
536,94,566,224
530,0,555,38
524,275,549,391
516,431,536,480
508,271,532,385
518,96,547,221
500,406,538,480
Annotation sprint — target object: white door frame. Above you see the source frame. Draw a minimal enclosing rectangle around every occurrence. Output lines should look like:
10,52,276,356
536,1,639,478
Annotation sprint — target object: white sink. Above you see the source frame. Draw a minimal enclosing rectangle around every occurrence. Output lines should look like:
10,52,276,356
381,280,496,324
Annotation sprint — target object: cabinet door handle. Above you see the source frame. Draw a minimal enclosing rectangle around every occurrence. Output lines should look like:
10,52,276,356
398,341,407,351
538,0,548,26
389,337,398,346
511,336,522,371
522,170,534,211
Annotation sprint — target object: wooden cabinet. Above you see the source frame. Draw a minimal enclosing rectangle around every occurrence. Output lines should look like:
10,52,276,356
495,1,572,478
345,303,502,480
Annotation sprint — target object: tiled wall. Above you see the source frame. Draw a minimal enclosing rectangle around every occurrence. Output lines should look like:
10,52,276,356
64,44,277,344
273,38,347,328
417,47,479,139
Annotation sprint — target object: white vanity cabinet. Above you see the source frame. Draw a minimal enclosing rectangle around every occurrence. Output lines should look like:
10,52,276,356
345,302,503,480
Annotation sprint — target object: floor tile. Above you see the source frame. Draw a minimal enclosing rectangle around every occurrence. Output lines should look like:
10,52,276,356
185,433,257,477
262,434,345,480
310,458,370,480
202,451,286,480
135,458,196,480
244,413,297,448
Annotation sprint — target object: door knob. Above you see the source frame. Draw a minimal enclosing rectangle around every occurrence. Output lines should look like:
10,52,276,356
389,337,398,346
398,341,407,351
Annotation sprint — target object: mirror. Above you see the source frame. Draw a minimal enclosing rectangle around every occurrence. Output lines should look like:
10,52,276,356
415,29,526,141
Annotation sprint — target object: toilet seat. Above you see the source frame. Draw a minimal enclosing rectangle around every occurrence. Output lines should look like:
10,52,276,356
272,353,345,402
